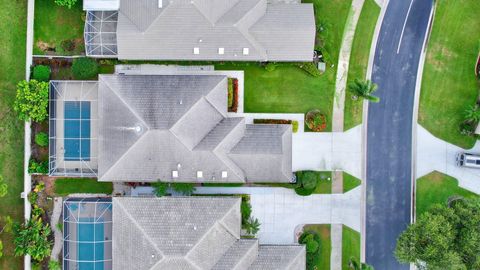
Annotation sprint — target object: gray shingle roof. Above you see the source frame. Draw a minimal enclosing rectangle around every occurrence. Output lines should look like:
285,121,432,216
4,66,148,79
97,74,292,183
115,0,315,61
112,197,306,270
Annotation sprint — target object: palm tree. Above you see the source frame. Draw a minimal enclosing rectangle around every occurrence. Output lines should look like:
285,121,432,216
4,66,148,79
464,104,480,122
245,217,261,236
348,257,374,270
348,79,380,103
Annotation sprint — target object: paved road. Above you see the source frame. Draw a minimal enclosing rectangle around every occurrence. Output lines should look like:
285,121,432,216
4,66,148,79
366,0,433,269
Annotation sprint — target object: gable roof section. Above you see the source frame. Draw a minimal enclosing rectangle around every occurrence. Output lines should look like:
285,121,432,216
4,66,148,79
112,197,241,270
115,0,314,61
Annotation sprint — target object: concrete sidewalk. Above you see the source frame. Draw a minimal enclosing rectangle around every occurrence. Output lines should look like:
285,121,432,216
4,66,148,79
193,186,361,244
416,124,480,194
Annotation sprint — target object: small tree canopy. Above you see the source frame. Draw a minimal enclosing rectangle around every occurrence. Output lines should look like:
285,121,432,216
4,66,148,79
32,65,51,82
171,183,196,196
14,80,49,122
152,182,169,197
13,216,52,262
72,58,99,80
35,132,49,147
54,0,78,9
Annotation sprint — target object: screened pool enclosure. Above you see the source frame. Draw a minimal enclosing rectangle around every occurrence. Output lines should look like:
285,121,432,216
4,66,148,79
49,81,98,177
63,198,113,270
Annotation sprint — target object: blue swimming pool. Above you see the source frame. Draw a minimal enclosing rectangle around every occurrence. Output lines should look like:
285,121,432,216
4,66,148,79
78,218,104,270
64,101,91,161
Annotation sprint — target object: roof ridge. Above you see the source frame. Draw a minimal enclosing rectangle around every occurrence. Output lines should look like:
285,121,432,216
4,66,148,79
113,198,166,266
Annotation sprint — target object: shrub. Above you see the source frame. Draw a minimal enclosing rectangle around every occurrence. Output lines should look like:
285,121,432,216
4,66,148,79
14,80,49,122
228,78,239,112
32,65,51,82
227,78,234,108
305,110,327,132
241,197,252,227
31,206,45,218
35,132,49,147
54,0,78,9
253,118,299,132
294,171,319,196
72,57,99,79
152,182,169,197
28,192,38,205
460,121,476,136
48,260,61,270
13,216,52,262
292,120,299,133
28,159,49,174
171,183,196,195
265,62,277,72
298,62,322,77
299,231,322,270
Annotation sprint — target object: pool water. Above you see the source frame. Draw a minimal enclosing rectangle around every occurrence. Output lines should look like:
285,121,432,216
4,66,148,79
78,218,104,270
64,101,91,161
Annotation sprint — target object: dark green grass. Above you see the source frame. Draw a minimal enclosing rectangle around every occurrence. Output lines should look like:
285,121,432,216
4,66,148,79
343,172,361,193
303,224,331,270
342,225,360,270
54,178,113,196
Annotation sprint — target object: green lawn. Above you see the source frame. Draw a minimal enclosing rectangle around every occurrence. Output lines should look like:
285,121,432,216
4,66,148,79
416,171,479,216
344,0,380,130
343,172,361,193
33,0,85,55
342,225,360,270
54,178,113,196
314,171,332,194
303,224,331,270
0,0,27,268
418,0,480,149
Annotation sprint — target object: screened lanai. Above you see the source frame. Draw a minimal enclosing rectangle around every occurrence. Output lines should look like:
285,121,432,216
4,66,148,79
49,81,98,177
85,11,118,57
63,197,113,270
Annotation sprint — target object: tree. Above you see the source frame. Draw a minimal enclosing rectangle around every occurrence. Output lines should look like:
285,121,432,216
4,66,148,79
13,80,49,122
294,171,319,196
348,257,374,270
13,216,52,261
32,65,51,82
395,197,480,269
54,0,78,9
0,176,7,198
171,183,196,196
244,217,260,236
464,104,480,123
35,132,49,147
72,57,99,79
348,79,380,103
299,231,322,270
152,182,169,197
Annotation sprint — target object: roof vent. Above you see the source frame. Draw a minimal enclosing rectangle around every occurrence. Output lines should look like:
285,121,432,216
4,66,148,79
218,48,224,55
172,171,178,178
177,163,182,169
179,99,183,105
158,0,162,8
221,171,228,178
197,171,203,178
193,47,200,55
243,48,249,55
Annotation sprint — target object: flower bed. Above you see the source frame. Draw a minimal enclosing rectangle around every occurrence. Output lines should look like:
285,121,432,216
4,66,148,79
253,119,299,133
228,78,239,112
306,110,327,132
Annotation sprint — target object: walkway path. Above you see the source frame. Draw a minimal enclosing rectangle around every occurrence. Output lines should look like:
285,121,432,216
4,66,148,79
193,186,361,244
416,125,480,194
332,0,365,132
50,198,63,261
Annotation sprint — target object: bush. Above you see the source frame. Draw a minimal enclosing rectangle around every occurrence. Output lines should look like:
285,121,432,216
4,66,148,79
35,132,49,147
48,260,61,270
299,231,321,270
241,196,252,227
292,121,299,133
32,65,51,82
294,171,319,196
61,39,75,52
305,110,327,132
14,80,49,122
460,121,476,136
27,192,38,205
13,216,52,262
253,118,299,132
265,62,277,72
28,159,49,174
227,78,234,108
171,183,196,195
298,62,322,77
72,58,99,79
152,182,169,197
54,0,78,8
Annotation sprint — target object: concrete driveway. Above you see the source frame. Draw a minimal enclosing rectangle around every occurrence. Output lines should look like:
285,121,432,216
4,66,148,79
416,124,480,194
292,125,362,180
193,186,361,244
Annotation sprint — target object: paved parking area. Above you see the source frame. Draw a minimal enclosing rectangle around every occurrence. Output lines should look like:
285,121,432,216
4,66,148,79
417,124,480,194
193,186,361,244
292,126,362,180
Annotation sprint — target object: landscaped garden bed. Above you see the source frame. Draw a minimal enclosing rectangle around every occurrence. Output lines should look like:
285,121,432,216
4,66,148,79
228,78,239,112
299,224,331,270
253,119,299,133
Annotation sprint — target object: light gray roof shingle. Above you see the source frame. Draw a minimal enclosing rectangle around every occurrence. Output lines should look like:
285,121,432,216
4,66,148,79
115,0,315,61
97,74,292,183
248,245,306,270
213,239,259,270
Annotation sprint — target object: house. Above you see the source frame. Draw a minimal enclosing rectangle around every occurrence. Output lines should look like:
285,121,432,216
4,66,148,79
48,73,293,183
62,196,306,270
83,0,316,61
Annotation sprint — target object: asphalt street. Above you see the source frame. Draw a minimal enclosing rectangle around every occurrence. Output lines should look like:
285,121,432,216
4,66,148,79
366,0,433,269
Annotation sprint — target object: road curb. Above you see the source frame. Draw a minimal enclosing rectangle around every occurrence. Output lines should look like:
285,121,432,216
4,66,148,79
360,0,389,262
411,0,436,225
